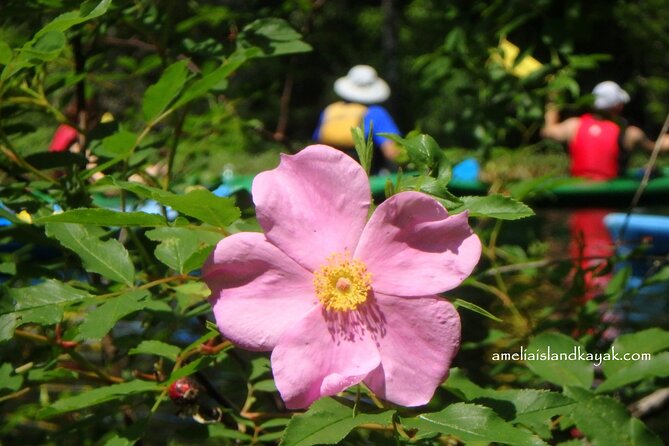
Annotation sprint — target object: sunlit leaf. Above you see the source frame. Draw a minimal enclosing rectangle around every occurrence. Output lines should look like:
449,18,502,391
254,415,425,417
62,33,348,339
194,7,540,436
402,402,546,445
129,340,181,362
452,195,535,220
281,397,393,446
526,332,593,389
569,395,662,446
111,180,240,227
142,60,191,122
37,209,167,227
46,223,135,285
37,380,159,419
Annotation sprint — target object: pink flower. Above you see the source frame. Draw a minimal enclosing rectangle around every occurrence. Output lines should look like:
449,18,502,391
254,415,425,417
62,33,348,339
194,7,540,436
203,145,481,409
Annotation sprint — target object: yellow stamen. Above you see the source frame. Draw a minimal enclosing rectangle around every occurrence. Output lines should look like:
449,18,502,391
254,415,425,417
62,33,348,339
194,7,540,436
313,252,372,312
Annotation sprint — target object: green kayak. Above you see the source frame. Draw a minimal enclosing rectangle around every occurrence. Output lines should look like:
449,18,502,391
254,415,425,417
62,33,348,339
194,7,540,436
218,170,669,207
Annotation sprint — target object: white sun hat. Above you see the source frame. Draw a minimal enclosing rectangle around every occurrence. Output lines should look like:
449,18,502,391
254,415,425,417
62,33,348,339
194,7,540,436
592,81,630,110
334,65,390,104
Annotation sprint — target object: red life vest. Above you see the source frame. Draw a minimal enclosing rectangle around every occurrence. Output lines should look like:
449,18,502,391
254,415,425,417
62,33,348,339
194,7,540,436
568,114,621,180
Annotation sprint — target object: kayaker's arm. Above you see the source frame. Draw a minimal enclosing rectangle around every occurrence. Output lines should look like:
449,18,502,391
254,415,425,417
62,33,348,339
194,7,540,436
540,103,580,143
623,126,669,153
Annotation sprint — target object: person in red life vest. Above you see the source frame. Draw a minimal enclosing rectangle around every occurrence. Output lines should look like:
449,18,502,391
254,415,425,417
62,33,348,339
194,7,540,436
313,65,402,174
541,80,669,180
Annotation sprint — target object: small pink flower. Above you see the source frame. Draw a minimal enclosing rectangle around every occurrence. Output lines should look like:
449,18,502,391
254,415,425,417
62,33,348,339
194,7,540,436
203,145,481,409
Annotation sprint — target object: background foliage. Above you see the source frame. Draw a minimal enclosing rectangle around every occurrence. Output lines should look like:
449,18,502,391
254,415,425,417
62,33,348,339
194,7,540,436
1,1,669,445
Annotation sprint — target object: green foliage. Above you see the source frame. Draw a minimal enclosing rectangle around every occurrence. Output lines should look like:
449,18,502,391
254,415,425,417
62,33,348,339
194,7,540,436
1,1,668,445
280,398,393,446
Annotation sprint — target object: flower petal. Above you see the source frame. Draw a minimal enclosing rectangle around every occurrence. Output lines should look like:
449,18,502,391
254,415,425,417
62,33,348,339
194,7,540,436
271,306,381,409
364,293,460,406
355,191,481,296
203,232,316,351
253,145,371,271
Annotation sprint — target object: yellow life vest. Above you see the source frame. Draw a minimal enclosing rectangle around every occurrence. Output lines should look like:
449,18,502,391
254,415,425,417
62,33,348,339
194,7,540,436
318,102,368,148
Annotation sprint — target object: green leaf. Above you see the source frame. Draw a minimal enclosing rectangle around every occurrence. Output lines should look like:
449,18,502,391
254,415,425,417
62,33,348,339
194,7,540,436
142,60,191,122
401,402,546,446
95,129,138,158
208,424,253,441
76,290,157,340
453,298,502,322
525,332,593,388
237,18,312,57
2,1,110,80
0,42,13,65
112,180,240,227
173,51,248,108
444,370,575,438
453,195,535,220
280,397,393,446
129,340,181,362
253,379,277,393
2,280,90,316
37,209,167,227
21,30,66,61
0,280,90,340
385,133,442,170
569,395,663,446
597,351,669,393
38,0,111,36
45,223,135,285
37,380,158,419
0,363,23,393
0,315,17,343
601,328,669,378
145,227,202,273
352,126,374,176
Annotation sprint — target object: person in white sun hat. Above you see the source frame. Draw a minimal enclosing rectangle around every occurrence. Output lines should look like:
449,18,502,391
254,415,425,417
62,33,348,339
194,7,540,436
313,65,401,174
541,80,669,180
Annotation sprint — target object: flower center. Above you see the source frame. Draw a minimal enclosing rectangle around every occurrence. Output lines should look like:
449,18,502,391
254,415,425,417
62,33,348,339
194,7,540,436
313,252,372,312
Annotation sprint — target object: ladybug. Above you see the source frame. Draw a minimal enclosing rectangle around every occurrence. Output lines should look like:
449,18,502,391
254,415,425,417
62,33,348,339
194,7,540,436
168,378,199,405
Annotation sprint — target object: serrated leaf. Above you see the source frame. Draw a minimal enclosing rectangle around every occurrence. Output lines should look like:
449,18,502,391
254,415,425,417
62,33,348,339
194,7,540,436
0,280,90,339
601,328,669,378
0,363,23,392
385,133,442,170
0,314,17,342
2,280,90,315
444,370,575,438
37,209,167,227
95,129,137,158
280,397,393,446
112,180,240,227
145,227,201,273
142,60,190,122
38,0,111,36
597,351,669,393
237,18,312,57
45,223,135,285
569,395,663,446
454,195,534,220
21,30,66,61
37,380,158,419
526,333,593,389
129,340,181,362
173,51,248,109
402,402,546,446
2,0,110,80
76,290,155,340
